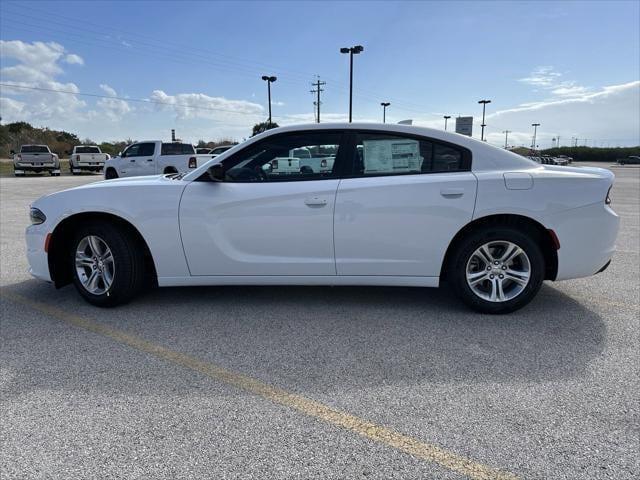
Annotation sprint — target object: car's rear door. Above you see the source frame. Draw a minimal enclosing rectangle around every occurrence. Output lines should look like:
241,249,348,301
334,130,477,277
179,130,347,276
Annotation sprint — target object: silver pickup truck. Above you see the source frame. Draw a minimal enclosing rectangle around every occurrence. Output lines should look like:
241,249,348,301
12,145,60,176
67,145,110,174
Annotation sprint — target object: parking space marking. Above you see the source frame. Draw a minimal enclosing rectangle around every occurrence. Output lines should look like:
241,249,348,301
3,290,518,480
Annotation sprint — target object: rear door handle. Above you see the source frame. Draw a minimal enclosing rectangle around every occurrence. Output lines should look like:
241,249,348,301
146,158,153,162
440,188,464,197
129,159,135,163
304,197,328,207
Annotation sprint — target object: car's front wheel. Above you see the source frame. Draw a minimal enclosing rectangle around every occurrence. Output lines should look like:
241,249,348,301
71,223,146,307
448,227,545,314
105,168,118,179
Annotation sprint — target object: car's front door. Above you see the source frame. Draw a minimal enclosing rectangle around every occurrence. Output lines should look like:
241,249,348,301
180,131,346,276
334,131,477,277
121,142,156,177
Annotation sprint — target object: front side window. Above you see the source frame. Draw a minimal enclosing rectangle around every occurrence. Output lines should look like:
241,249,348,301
221,132,343,182
122,144,140,158
350,132,469,177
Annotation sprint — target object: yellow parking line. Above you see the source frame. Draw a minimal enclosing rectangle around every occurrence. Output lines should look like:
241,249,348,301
3,290,518,480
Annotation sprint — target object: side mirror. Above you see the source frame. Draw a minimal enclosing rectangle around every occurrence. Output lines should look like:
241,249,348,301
208,163,225,181
10,150,15,155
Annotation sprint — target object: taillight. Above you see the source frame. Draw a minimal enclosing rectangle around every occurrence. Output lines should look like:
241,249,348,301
272,160,278,169
188,157,197,168
605,186,612,205
17,154,22,161
320,159,327,168
75,155,80,161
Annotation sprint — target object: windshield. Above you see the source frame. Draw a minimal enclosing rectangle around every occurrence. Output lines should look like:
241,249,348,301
21,145,49,153
76,146,101,153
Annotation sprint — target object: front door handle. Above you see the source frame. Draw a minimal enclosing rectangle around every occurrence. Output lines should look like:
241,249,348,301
440,188,464,198
146,158,153,162
129,159,135,163
304,197,328,207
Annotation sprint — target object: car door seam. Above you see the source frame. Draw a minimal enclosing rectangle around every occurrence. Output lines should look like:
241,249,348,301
177,181,193,276
332,179,341,275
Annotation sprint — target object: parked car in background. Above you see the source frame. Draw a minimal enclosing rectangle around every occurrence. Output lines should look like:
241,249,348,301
196,147,213,154
617,156,640,165
210,145,235,156
12,145,60,176
68,145,110,174
103,141,211,179
27,123,619,314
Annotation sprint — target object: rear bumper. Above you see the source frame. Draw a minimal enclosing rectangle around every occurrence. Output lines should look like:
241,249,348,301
15,163,59,172
547,202,620,281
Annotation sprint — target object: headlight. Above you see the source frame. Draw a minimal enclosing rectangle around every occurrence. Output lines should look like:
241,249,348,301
605,186,612,205
30,207,46,225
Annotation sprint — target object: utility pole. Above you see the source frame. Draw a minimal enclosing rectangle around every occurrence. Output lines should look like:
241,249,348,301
310,77,326,123
503,130,511,149
478,99,491,141
340,45,364,122
444,115,451,131
261,75,277,125
380,102,390,123
531,123,540,150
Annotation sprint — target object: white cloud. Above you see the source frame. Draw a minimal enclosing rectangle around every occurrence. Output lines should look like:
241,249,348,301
519,66,563,87
0,40,86,123
149,90,264,121
484,80,640,148
99,84,117,97
95,84,131,121
64,53,84,65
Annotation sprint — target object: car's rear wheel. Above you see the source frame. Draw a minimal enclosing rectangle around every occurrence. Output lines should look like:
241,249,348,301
105,168,118,179
71,222,145,307
448,227,545,314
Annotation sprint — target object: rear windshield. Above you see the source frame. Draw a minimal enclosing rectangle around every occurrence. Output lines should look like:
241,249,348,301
161,143,195,155
21,146,49,153
76,146,101,154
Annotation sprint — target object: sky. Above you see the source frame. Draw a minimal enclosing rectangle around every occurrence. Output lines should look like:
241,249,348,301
0,0,639,148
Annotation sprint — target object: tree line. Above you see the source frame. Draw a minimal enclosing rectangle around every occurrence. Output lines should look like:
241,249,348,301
0,121,241,158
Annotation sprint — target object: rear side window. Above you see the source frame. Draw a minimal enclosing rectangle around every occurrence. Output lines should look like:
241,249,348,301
161,143,195,155
350,132,470,177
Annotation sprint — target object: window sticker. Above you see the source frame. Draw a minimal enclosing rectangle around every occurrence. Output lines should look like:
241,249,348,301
362,139,422,173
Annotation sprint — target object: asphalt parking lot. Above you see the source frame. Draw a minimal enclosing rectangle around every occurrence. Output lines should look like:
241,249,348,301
1,163,638,479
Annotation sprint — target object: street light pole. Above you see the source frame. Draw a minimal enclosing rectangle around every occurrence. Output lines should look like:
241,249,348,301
380,102,390,123
340,45,364,122
444,115,451,131
261,75,277,124
478,99,491,141
531,123,540,150
503,130,511,149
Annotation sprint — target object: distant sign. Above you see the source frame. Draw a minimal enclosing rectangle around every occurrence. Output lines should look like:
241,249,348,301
455,116,473,137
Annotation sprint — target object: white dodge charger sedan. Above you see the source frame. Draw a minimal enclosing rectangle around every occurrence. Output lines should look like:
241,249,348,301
26,123,619,313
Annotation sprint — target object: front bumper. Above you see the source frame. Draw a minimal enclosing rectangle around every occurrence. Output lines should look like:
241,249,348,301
26,224,51,282
548,202,620,281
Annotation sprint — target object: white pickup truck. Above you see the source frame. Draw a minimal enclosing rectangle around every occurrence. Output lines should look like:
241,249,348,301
104,141,214,179
11,145,60,176
68,145,110,174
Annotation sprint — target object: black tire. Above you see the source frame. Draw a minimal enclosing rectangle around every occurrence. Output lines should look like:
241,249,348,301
447,227,545,314
105,168,118,179
70,222,146,307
